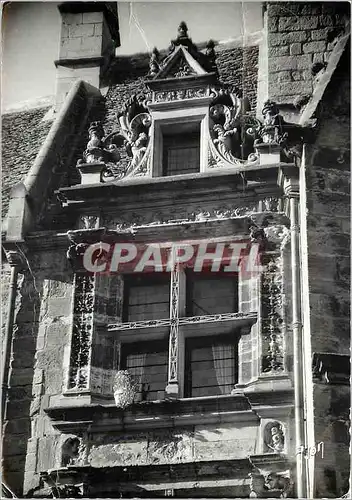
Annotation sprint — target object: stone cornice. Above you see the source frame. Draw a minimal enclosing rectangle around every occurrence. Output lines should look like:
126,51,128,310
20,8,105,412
45,394,256,433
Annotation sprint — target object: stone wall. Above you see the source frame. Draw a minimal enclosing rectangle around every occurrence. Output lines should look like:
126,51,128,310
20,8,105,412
267,2,350,104
304,34,350,498
2,249,74,495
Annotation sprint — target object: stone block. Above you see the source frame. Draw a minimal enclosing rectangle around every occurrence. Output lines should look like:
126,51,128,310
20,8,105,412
8,368,34,388
268,15,279,32
147,431,193,464
69,23,94,38
276,71,292,82
89,438,148,467
319,14,334,27
3,418,30,436
7,385,33,400
309,292,350,319
270,81,312,96
47,297,72,318
269,54,312,72
310,27,331,40
290,42,302,55
279,16,319,31
291,70,304,81
310,314,350,353
269,31,308,46
63,12,82,25
3,434,28,456
194,438,256,461
37,436,60,472
78,35,103,57
3,455,26,472
94,22,103,36
303,41,327,53
82,11,103,24
36,346,65,371
25,453,37,473
268,46,290,57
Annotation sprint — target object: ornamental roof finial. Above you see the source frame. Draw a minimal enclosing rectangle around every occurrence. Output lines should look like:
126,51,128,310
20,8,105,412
178,21,188,39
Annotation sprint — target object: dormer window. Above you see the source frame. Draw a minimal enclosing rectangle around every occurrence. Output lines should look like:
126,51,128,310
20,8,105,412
162,122,201,176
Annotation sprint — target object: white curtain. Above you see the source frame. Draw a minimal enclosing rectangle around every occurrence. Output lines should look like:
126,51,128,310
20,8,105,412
128,353,147,394
212,344,234,395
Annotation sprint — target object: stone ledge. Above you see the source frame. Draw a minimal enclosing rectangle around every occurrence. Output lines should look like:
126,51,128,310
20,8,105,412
54,56,104,68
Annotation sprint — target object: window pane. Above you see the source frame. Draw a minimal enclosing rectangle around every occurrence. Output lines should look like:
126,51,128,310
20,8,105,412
121,340,168,401
186,273,238,316
123,274,170,322
185,336,238,397
163,131,200,176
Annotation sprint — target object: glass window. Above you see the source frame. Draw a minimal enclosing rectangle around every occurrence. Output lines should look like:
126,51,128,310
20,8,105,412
185,335,238,397
123,274,170,322
121,339,169,402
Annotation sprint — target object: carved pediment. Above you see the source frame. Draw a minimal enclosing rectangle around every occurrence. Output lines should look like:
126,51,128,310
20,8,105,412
147,22,216,81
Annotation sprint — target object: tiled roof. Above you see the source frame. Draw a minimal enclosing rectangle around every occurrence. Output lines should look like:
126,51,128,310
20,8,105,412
1,108,53,218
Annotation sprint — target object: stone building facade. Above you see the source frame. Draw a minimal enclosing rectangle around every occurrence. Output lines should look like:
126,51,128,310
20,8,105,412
1,2,350,498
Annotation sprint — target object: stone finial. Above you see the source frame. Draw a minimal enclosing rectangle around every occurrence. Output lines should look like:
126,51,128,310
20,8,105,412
149,47,160,77
205,39,217,71
177,21,188,39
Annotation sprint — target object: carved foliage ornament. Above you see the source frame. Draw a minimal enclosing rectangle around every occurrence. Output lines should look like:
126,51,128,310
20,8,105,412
68,274,95,390
209,89,260,167
77,94,152,181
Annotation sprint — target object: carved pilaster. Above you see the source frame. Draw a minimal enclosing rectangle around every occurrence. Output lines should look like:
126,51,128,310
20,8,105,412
67,273,95,391
261,255,285,374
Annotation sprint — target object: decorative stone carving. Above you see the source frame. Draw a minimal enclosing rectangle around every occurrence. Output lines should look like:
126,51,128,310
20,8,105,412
209,89,260,167
257,100,285,145
116,94,152,176
205,39,217,72
61,437,81,466
264,472,292,498
249,471,292,498
256,100,305,160
153,86,210,103
113,370,137,408
264,422,285,453
148,47,160,77
4,249,27,270
261,256,285,373
78,121,120,165
68,274,95,390
80,215,100,230
264,225,291,251
77,95,152,182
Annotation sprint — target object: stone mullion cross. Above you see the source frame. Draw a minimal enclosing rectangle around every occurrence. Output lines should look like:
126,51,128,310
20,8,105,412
165,247,181,398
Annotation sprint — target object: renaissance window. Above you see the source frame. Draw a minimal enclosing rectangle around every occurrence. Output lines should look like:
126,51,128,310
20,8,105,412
159,122,201,177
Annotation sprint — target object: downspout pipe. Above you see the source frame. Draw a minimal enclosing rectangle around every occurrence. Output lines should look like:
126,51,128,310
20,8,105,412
289,192,307,498
280,167,307,498
1,250,25,420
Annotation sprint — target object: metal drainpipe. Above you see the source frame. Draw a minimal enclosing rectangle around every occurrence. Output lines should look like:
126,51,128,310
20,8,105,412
1,259,20,420
288,189,307,498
